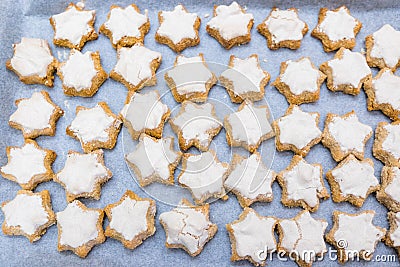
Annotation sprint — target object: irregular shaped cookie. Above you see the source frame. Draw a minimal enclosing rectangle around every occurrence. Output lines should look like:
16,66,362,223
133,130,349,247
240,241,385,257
170,101,222,151
126,134,181,187
1,139,56,190
326,210,386,264
373,121,400,167
377,166,400,212
366,24,400,70
278,210,327,267
120,90,170,140
273,105,322,157
178,150,228,204
104,190,156,250
6,38,57,87
322,111,372,162
165,54,217,103
311,6,361,52
159,199,217,256
225,153,276,208
385,212,400,257
110,44,162,92
326,155,379,207
257,8,308,50
100,4,149,48
273,57,326,105
320,48,371,95
155,5,200,52
9,91,63,139
50,3,98,50
364,69,400,121
206,2,254,49
224,101,274,153
277,155,328,212
226,208,277,266
1,190,55,242
219,54,270,103
56,200,105,258
54,150,112,202
57,49,107,97
66,102,122,153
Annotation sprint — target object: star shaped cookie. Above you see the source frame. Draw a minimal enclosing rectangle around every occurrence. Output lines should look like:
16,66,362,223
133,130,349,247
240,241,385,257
385,212,400,257
170,101,222,151
165,54,217,103
224,101,274,153
1,139,56,190
377,166,400,212
110,44,162,92
104,190,156,250
219,54,270,103
125,134,182,187
67,102,122,153
373,121,400,167
9,91,63,139
6,37,57,87
226,208,277,266
50,3,98,50
273,105,322,157
311,6,361,52
178,150,228,204
54,150,112,202
326,210,386,264
257,8,308,50
155,5,200,52
100,4,149,48
1,190,55,243
159,199,217,256
322,111,372,162
277,155,328,212
206,2,254,49
56,200,105,258
225,152,276,208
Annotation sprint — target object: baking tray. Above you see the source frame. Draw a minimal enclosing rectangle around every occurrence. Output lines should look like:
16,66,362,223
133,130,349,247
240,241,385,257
0,0,399,266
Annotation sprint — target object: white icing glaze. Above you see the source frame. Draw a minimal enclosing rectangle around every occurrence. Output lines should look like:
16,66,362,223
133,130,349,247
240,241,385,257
372,70,400,110
231,210,276,263
277,106,321,149
390,213,400,246
220,56,266,95
69,104,116,143
104,5,148,45
333,212,385,259
382,124,400,158
57,201,101,248
265,9,306,43
227,103,273,147
56,152,109,195
114,45,161,87
328,113,372,152
2,193,49,235
172,102,221,147
331,157,378,197
282,158,323,208
9,92,55,134
384,168,400,203
206,1,253,40
317,7,358,42
110,197,150,240
159,202,213,254
225,154,275,200
121,91,168,132
52,5,95,45
328,49,371,87
59,50,97,91
280,58,320,95
370,24,400,68
126,135,180,181
1,143,47,184
157,5,198,44
10,38,54,78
